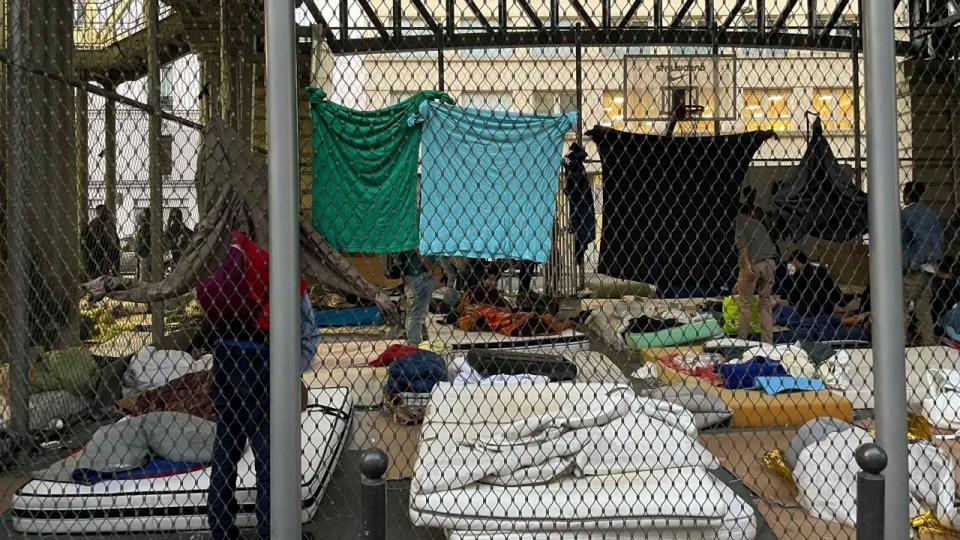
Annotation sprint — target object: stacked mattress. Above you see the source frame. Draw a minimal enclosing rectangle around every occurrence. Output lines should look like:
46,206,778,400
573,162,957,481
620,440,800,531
12,388,352,535
409,383,757,539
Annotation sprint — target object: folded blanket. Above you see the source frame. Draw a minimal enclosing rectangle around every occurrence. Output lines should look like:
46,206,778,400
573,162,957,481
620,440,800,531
414,389,713,494
717,358,787,390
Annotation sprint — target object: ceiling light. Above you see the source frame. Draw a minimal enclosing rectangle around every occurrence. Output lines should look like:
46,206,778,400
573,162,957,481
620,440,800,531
767,95,784,102
613,96,625,104
819,95,836,102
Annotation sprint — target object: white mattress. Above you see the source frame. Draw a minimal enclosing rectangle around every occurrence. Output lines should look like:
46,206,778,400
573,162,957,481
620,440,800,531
411,383,755,537
840,346,960,409
411,467,729,532
11,388,352,535
444,476,757,539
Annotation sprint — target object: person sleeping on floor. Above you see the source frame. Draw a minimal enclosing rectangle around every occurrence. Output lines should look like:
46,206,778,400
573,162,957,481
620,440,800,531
452,264,577,337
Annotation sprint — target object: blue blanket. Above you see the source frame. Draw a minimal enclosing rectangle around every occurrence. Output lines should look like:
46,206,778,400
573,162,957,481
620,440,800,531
386,351,449,394
416,102,575,262
72,457,207,486
313,306,384,328
772,304,866,343
717,358,787,390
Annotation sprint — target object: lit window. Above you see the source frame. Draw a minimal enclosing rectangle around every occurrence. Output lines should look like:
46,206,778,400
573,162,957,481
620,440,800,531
532,91,577,115
601,91,626,130
741,88,793,132
812,88,855,131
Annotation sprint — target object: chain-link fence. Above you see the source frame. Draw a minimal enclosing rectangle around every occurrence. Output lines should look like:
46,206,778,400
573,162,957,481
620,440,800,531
0,0,957,538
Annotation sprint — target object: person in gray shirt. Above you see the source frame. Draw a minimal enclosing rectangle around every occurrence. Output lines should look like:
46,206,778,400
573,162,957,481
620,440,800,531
735,206,779,343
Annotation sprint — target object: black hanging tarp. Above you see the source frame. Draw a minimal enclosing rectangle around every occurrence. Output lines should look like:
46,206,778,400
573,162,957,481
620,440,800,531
773,117,868,242
590,127,774,291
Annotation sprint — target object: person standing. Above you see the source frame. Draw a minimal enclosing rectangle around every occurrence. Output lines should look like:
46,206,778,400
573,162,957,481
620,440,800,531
164,208,193,266
197,230,317,540
81,204,121,278
901,181,943,345
563,142,595,290
735,205,779,343
401,250,434,345
132,208,153,280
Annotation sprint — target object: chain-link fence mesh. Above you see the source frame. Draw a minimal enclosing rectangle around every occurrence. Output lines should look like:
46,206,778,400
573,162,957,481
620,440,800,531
0,0,957,538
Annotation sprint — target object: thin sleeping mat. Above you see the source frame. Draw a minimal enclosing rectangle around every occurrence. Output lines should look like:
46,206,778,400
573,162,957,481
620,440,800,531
625,319,726,350
410,467,730,532
11,387,352,535
313,306,384,328
445,328,589,354
445,476,757,539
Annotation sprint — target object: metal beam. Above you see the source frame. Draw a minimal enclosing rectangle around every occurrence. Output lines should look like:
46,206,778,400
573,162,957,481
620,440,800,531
669,0,697,29
755,0,766,35
304,1,338,49
819,0,851,40
340,0,349,45
770,0,800,34
446,0,456,37
411,0,442,34
569,0,599,30
807,0,818,36
721,0,749,31
654,0,664,30
551,0,560,29
334,26,916,54
602,0,612,30
464,0,495,33
357,0,391,39
618,0,645,28
516,0,546,30
499,0,508,32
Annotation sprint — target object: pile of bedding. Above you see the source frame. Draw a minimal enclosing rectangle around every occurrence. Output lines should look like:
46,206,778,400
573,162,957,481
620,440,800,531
667,341,854,393
773,418,959,534
410,383,757,539
121,346,211,397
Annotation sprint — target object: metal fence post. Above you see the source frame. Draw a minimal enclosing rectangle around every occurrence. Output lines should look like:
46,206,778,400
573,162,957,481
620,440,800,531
855,443,887,540
360,448,389,539
862,1,911,538
265,0,303,538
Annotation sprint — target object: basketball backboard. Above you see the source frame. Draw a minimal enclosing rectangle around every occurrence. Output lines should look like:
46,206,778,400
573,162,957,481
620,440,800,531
622,54,738,123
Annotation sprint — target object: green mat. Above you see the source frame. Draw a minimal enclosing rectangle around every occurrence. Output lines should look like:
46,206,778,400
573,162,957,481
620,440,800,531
625,319,726,350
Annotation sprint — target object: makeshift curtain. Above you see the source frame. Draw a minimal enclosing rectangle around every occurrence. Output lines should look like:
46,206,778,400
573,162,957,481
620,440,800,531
417,101,576,262
308,88,453,253
591,127,773,290
773,117,868,242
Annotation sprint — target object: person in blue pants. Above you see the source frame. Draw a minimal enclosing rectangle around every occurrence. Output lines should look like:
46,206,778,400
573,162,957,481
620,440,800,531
208,338,272,540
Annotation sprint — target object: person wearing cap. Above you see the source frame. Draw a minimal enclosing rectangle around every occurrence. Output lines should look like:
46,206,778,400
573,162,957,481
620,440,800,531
734,202,779,343
901,181,943,345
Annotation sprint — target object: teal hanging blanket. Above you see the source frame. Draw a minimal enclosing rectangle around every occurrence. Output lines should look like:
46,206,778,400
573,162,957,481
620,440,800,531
308,88,453,253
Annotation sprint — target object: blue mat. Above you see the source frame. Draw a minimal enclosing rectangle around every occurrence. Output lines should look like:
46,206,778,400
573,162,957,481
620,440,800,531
72,457,207,485
313,306,384,327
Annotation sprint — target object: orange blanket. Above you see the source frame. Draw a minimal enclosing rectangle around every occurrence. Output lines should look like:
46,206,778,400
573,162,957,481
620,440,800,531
457,306,574,337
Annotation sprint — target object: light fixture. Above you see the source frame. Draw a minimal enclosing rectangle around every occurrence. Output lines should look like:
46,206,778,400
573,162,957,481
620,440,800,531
767,95,784,102
613,96,625,104
819,95,836,102
744,104,761,110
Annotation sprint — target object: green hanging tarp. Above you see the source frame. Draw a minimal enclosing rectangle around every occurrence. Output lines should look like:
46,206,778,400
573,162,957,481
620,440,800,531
308,88,453,253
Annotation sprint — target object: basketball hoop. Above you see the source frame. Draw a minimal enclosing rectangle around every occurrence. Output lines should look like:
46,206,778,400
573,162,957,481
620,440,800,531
672,104,705,121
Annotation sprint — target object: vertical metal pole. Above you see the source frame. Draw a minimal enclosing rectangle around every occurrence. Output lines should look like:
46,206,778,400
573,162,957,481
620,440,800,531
755,0,766,37
851,22,863,188
855,443,888,540
360,448,389,538
807,0,818,36
575,23,583,144
393,0,402,41
602,0,611,30
265,0,303,537
76,88,90,254
340,0,349,47
654,0,663,31
550,0,560,30
147,0,165,342
6,0,30,441
862,2,910,538
445,0,455,37
104,87,118,217
498,0,508,34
